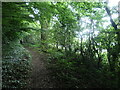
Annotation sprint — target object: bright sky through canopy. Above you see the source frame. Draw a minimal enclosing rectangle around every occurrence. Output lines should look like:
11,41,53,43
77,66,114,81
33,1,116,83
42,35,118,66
76,0,119,42
108,0,119,7
102,0,119,28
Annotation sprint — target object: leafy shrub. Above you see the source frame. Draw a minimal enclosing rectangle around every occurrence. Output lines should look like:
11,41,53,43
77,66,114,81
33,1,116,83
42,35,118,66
2,41,32,88
47,51,119,88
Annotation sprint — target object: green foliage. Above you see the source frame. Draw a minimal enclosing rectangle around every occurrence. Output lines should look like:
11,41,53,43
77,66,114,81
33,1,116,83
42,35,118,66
2,2,33,43
48,52,118,88
2,2,119,88
2,41,32,88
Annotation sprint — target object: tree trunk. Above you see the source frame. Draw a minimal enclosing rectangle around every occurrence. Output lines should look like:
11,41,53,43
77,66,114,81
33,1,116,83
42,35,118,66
105,6,120,71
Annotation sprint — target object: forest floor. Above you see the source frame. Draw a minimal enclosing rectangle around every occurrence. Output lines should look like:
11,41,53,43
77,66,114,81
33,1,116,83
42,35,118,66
26,47,56,88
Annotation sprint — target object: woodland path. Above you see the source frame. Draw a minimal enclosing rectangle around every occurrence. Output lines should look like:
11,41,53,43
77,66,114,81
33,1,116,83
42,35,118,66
26,47,55,88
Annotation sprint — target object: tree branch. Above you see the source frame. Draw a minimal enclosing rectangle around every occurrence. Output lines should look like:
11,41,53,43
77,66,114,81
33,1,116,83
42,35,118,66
105,7,118,30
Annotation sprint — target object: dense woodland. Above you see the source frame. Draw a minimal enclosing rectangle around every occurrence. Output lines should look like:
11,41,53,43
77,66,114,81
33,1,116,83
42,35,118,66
2,1,120,88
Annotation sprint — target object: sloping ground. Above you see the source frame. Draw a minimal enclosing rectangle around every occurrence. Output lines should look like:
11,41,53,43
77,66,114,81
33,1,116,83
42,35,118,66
26,47,56,88
2,43,32,88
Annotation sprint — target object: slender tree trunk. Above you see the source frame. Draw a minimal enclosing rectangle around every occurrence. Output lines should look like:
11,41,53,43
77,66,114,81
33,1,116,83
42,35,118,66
105,6,120,50
56,41,59,49
106,36,114,71
107,49,115,71
105,6,120,71
40,16,49,50
80,35,85,63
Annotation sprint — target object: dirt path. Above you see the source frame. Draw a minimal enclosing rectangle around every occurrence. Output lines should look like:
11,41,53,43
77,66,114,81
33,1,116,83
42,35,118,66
26,47,55,88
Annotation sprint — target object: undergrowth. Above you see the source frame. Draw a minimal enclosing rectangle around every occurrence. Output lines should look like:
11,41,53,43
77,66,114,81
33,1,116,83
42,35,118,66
47,49,119,88
2,41,32,88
